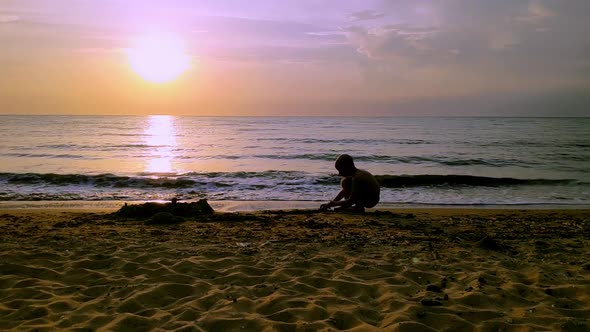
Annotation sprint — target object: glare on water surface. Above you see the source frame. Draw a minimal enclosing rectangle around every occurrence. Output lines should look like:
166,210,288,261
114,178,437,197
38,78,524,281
144,115,177,174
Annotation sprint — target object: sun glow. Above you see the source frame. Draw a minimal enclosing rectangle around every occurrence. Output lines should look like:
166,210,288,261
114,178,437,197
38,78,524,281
127,32,191,83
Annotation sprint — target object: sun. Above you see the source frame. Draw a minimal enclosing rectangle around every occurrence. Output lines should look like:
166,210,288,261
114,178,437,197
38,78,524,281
126,32,191,83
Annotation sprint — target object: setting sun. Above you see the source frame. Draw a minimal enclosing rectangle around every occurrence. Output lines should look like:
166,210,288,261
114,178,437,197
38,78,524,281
126,32,191,83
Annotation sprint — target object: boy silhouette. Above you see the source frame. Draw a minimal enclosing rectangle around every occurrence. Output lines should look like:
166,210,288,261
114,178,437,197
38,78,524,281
321,154,380,212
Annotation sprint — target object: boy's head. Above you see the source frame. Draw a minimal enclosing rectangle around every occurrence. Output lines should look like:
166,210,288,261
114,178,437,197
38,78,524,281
335,154,356,176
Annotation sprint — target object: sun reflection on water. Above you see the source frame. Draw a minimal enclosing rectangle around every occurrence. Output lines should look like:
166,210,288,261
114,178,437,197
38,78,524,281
144,115,177,174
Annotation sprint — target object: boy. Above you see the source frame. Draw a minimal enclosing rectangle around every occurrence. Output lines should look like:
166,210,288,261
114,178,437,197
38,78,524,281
321,154,380,212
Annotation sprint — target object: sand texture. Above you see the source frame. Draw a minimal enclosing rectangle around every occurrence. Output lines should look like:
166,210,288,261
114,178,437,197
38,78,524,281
0,208,589,331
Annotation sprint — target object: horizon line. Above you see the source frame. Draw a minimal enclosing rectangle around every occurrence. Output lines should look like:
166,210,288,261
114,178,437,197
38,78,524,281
1,113,589,119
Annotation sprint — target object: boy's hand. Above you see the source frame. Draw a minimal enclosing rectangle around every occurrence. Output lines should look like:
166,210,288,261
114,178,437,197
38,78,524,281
319,202,334,211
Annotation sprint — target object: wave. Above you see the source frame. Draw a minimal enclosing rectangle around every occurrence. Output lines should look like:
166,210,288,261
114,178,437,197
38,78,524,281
1,173,198,188
2,149,582,168
0,153,94,159
196,154,538,167
375,175,579,188
256,138,431,145
0,172,584,190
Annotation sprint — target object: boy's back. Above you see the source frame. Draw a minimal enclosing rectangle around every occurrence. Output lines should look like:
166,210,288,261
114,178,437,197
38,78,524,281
352,169,380,208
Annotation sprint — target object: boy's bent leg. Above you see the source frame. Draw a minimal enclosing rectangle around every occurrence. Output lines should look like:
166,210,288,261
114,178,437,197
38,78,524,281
352,205,365,213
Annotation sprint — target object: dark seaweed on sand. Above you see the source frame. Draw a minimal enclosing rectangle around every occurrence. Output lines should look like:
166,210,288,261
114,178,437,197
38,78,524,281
114,199,214,219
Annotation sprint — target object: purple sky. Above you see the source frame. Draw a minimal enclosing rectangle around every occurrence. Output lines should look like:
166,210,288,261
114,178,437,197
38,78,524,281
1,0,589,116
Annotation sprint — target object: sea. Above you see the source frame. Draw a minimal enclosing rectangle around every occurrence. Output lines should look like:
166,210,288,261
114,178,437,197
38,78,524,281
0,115,589,209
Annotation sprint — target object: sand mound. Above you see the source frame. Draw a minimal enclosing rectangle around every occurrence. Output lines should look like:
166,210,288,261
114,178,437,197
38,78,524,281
114,199,214,224
0,209,589,331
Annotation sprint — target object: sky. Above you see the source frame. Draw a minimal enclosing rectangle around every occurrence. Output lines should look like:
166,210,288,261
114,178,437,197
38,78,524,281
1,0,589,116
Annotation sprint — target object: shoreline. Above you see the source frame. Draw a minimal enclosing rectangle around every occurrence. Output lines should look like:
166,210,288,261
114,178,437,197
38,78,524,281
1,200,590,213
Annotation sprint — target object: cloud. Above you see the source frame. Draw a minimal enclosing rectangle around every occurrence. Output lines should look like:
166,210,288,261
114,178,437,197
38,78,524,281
516,0,555,24
306,31,346,37
0,15,19,23
350,10,385,21
488,29,520,51
343,24,440,60
337,0,590,105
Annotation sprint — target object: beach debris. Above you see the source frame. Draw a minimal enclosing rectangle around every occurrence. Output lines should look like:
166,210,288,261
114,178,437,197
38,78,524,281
477,276,488,288
426,284,442,293
373,210,393,216
440,277,449,288
416,310,427,319
207,212,272,223
476,235,501,251
304,218,332,229
114,199,214,220
365,219,383,226
420,297,443,306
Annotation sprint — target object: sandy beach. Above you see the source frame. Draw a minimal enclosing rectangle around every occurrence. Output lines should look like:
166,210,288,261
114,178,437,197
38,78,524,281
0,207,589,331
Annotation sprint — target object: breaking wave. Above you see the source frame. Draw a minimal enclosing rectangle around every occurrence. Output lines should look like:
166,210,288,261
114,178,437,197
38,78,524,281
0,172,582,190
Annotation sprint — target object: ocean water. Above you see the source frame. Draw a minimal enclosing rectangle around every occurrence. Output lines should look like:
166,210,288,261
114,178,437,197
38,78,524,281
0,115,589,206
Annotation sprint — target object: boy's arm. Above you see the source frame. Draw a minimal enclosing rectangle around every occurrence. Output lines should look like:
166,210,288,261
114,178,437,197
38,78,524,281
324,176,361,209
333,190,346,202
327,187,356,208
327,198,353,208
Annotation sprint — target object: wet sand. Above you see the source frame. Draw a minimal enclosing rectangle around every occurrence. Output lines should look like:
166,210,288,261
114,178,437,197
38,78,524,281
0,208,589,331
